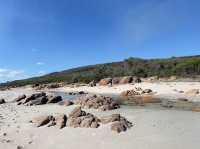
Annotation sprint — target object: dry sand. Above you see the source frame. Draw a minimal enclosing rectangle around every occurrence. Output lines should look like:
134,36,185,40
1,82,200,149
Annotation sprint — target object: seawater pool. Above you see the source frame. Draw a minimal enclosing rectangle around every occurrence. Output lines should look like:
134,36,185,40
48,91,200,111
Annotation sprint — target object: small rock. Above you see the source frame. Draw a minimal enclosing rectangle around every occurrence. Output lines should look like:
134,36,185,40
54,114,67,129
67,117,82,128
0,99,6,104
100,114,121,124
142,89,153,94
47,96,62,103
88,80,96,87
17,146,24,149
58,100,73,106
31,115,53,127
69,107,86,118
111,117,133,133
185,89,199,96
111,121,127,133
99,78,112,86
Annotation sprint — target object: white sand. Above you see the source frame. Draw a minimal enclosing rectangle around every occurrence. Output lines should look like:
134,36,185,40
1,82,200,149
56,81,200,101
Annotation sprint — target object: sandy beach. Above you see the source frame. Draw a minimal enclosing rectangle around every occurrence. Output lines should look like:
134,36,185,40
1,82,200,149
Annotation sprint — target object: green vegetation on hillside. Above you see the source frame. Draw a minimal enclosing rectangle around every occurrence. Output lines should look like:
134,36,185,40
1,55,200,87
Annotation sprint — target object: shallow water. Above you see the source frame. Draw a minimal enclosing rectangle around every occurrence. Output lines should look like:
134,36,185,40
50,91,200,112
48,91,81,100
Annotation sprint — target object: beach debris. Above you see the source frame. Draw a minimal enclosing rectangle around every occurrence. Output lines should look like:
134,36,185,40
0,98,6,104
74,94,120,111
185,89,199,96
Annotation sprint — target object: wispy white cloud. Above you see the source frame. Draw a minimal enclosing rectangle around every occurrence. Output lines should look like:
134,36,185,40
36,62,45,65
0,68,28,83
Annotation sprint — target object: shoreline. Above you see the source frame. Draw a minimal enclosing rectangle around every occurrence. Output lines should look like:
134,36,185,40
1,81,200,149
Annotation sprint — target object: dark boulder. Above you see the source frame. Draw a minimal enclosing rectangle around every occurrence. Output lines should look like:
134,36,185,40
47,96,62,103
14,95,26,102
0,99,6,104
27,96,48,105
23,92,46,104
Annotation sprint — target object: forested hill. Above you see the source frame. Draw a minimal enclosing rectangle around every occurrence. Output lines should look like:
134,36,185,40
1,55,200,87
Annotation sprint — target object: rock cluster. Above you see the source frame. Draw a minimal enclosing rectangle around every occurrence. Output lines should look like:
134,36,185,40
15,93,62,106
120,89,161,105
0,98,6,104
121,88,153,97
73,94,120,111
100,114,133,133
99,76,141,86
67,107,100,128
32,83,63,90
30,107,132,133
99,78,112,86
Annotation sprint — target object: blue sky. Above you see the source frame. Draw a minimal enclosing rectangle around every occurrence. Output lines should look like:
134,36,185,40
0,0,200,82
